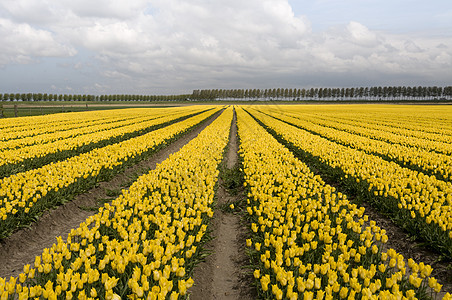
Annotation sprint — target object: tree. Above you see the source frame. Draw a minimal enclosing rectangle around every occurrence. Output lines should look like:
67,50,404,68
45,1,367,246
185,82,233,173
358,87,364,99
301,89,306,99
326,88,332,100
346,88,351,99
318,88,324,99
432,86,438,99
283,88,289,99
296,89,302,100
444,86,452,100
340,88,345,99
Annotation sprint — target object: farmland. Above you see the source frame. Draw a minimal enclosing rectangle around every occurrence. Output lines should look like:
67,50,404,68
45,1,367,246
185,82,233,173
0,104,451,299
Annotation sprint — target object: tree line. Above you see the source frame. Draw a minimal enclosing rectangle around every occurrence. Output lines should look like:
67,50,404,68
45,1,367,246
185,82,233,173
191,86,452,101
1,86,452,102
0,93,190,102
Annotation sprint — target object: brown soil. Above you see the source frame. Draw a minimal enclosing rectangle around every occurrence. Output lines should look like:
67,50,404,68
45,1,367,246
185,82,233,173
0,111,222,279
190,109,255,300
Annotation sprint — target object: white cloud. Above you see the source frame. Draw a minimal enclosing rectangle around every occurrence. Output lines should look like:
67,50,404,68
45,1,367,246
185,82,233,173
59,0,148,19
346,21,380,47
102,70,131,79
0,0,451,93
74,21,147,54
0,18,76,66
0,0,62,25
434,51,452,66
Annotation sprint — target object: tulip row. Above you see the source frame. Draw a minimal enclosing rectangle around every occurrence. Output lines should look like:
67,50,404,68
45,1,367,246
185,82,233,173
1,109,144,141
336,108,452,138
272,106,452,155
247,107,452,257
255,106,452,182
236,107,447,300
280,105,452,142
0,108,153,139
0,108,187,151
0,107,221,239
0,107,209,179
0,107,233,300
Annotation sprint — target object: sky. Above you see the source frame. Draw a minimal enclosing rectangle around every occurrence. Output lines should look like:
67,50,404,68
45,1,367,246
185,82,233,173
0,0,451,95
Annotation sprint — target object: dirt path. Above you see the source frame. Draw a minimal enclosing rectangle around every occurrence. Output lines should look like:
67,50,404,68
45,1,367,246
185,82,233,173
190,109,254,300
0,111,223,279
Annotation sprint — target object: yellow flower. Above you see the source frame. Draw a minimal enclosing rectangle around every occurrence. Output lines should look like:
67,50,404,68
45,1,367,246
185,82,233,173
304,291,314,300
18,273,26,284
170,291,179,300
255,243,261,251
429,277,437,289
111,293,121,300
90,288,97,298
260,275,270,291
178,280,187,295
105,277,119,290
339,287,348,299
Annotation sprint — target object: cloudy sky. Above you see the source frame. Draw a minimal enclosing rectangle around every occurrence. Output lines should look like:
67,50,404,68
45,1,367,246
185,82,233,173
0,0,451,95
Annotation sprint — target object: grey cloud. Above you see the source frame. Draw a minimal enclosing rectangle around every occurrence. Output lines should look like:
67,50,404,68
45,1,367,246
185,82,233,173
404,40,423,53
0,0,451,94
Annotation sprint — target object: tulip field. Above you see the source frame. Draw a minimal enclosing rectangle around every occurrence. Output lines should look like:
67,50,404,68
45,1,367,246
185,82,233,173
0,104,451,299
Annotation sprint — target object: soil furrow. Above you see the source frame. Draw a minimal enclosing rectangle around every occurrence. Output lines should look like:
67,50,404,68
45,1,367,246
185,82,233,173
0,110,223,279
190,109,255,300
